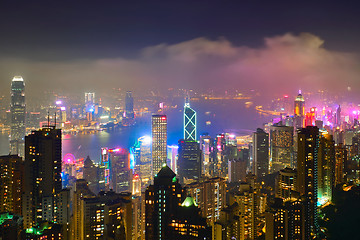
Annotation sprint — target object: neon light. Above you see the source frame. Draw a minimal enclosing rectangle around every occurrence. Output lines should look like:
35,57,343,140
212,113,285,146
60,106,66,111
56,100,62,105
63,153,75,164
161,116,166,120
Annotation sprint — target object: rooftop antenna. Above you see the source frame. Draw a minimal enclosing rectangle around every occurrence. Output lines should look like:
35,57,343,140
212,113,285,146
47,110,50,128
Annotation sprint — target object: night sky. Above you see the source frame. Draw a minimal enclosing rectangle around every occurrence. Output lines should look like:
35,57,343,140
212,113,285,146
1,1,360,97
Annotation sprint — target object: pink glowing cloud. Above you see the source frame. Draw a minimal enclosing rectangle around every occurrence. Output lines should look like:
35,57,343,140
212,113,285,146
1,33,360,97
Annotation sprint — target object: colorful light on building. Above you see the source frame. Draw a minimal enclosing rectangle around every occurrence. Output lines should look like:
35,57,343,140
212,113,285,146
63,153,76,164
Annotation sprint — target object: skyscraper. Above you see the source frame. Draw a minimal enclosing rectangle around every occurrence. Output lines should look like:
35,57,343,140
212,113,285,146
318,133,335,205
108,148,132,193
253,128,269,178
270,124,294,172
22,126,62,228
138,136,152,188
184,96,196,141
275,167,297,200
10,76,26,157
0,155,23,215
294,91,305,129
84,92,95,104
152,115,167,177
186,177,227,225
265,197,306,240
177,139,202,184
81,191,132,240
297,126,319,238
145,166,186,239
125,91,134,119
228,158,246,183
145,165,210,239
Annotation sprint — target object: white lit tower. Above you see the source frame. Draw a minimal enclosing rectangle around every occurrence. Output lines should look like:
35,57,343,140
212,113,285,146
85,92,95,104
184,95,196,141
10,76,26,157
151,115,167,177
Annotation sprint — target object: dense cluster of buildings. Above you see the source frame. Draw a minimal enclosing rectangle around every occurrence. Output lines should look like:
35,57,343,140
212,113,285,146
0,76,360,239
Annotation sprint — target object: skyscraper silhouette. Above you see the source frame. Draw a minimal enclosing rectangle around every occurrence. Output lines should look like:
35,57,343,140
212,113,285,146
22,126,62,228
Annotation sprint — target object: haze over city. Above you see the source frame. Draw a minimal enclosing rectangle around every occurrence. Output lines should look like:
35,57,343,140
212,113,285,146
1,1,360,98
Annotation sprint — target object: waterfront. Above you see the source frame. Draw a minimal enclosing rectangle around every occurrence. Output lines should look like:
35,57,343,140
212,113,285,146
0,99,272,162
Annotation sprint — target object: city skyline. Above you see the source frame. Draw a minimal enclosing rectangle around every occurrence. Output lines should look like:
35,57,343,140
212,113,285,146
1,2,360,239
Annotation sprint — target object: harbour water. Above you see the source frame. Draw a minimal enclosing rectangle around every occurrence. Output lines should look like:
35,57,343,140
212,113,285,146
0,99,272,163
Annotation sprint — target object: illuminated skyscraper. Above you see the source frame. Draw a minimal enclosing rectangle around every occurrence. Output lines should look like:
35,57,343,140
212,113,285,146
253,128,269,178
270,125,294,172
265,197,306,240
107,148,131,193
318,133,335,205
125,91,134,119
22,126,62,228
178,139,202,184
81,191,132,240
232,182,261,240
138,136,152,187
186,177,227,225
335,105,341,128
10,76,26,157
275,167,297,200
84,92,95,104
294,91,305,129
335,143,347,185
0,155,23,215
72,179,96,240
297,126,319,238
184,96,196,141
152,115,167,177
167,145,178,174
200,134,213,177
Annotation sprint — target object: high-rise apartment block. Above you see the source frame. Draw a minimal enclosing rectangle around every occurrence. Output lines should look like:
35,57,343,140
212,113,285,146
318,133,335,205
186,177,227,225
275,168,297,200
265,197,306,240
228,158,246,183
23,126,62,229
0,155,23,215
81,191,132,240
297,126,319,238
